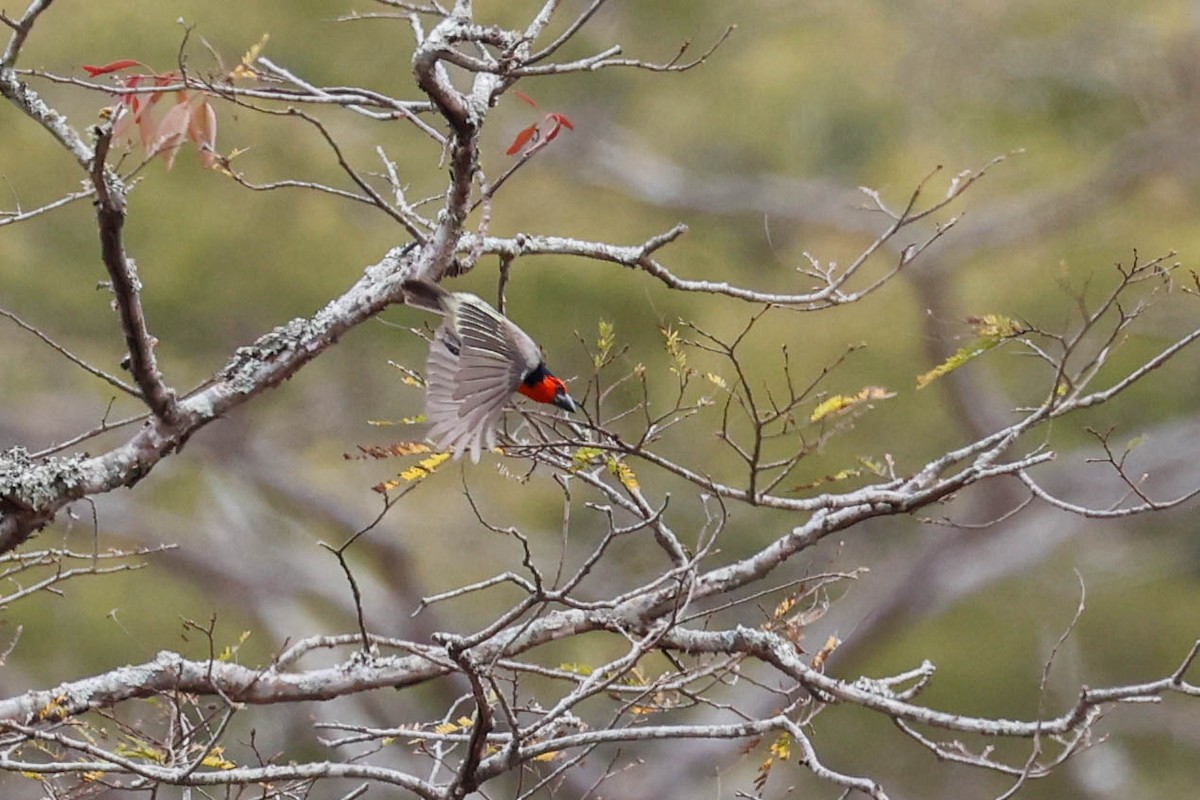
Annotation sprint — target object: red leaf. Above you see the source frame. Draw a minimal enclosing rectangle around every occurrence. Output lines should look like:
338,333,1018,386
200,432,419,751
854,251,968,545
544,112,575,142
118,75,142,116
514,90,538,108
550,113,574,130
506,123,540,155
82,59,142,77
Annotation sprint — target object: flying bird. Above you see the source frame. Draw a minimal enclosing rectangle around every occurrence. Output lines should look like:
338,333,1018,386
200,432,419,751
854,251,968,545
402,279,577,462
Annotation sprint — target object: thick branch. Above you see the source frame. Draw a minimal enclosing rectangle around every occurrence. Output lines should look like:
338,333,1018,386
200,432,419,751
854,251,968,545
0,245,416,554
90,128,178,422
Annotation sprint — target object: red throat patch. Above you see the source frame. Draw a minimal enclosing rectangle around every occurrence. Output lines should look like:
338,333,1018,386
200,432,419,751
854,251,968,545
518,375,567,405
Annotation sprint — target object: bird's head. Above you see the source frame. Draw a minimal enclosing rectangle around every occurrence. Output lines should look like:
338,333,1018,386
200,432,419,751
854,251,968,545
519,366,577,413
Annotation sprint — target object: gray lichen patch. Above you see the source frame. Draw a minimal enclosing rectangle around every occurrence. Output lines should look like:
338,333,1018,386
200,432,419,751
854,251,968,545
218,317,319,393
0,447,87,510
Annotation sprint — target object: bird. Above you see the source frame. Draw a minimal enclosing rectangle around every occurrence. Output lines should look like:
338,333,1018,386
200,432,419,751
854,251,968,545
401,278,577,462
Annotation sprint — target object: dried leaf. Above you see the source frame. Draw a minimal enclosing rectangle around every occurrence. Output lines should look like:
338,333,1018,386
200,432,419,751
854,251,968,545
811,635,840,670
345,442,432,460
36,694,67,721
188,99,219,168
966,313,1025,338
373,477,402,494
150,96,193,169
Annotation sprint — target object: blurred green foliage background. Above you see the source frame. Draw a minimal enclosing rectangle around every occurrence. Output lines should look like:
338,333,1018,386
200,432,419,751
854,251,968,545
2,1,1200,798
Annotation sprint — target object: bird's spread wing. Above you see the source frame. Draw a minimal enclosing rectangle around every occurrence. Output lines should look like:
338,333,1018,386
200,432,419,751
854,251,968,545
453,298,543,380
423,300,541,462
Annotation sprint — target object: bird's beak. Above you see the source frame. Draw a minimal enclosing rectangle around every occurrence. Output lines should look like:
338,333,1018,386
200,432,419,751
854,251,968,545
553,390,578,413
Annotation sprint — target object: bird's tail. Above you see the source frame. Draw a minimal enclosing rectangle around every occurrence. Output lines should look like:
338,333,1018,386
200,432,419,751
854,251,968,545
401,279,451,315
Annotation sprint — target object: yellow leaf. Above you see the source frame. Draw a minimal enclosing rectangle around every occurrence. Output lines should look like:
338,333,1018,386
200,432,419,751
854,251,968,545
607,457,640,491
230,33,270,80
704,372,727,389
967,313,1025,338
456,716,474,728
36,695,67,721
559,662,594,676
399,452,451,481
812,635,841,670
116,741,166,763
434,722,460,734
916,343,991,389
595,319,615,368
374,477,403,494
661,325,688,375
792,467,863,491
533,750,560,762
769,732,792,760
623,666,648,686
82,771,106,782
810,395,852,422
570,446,603,471
810,386,895,422
857,456,887,476
201,746,236,770
918,314,1025,389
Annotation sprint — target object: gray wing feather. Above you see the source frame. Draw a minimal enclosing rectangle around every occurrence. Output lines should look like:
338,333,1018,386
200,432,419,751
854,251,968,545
412,286,546,462
455,300,543,376
422,317,520,462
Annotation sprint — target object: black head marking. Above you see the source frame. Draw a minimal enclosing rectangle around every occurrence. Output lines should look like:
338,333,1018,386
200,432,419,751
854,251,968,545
522,362,550,387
